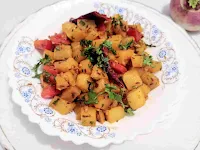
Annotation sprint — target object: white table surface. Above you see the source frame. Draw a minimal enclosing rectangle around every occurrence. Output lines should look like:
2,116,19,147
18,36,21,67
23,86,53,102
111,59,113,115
0,0,200,150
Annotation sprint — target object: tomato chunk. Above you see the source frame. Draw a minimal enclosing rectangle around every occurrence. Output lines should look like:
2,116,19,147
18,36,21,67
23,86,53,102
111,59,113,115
102,47,109,56
109,60,127,74
41,85,61,99
34,40,53,51
49,33,71,45
97,22,106,32
127,27,143,42
43,65,58,76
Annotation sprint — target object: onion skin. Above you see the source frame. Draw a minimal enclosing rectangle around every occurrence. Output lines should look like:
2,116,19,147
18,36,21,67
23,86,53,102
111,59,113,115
170,0,200,31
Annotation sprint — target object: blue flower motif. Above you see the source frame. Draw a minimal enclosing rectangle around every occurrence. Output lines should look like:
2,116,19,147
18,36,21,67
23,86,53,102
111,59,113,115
117,8,124,14
166,71,171,76
21,91,31,99
17,46,25,53
68,122,74,127
28,88,33,93
171,65,178,72
22,67,30,75
67,126,78,134
15,72,21,78
25,98,30,103
108,133,115,138
96,126,107,132
26,47,31,52
159,50,167,58
45,117,52,122
99,9,105,14
76,132,82,136
44,108,53,114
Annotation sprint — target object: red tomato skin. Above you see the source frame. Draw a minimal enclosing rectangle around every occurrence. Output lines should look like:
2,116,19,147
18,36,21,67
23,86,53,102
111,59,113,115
49,33,70,45
97,22,106,32
34,40,53,51
109,60,127,74
127,28,143,42
41,85,60,99
43,65,58,76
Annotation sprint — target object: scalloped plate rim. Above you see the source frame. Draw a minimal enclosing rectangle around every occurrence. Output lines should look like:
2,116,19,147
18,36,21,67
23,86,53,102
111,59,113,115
5,0,200,148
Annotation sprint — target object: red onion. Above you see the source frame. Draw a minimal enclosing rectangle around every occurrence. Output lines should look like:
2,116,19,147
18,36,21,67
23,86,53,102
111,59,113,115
170,0,200,31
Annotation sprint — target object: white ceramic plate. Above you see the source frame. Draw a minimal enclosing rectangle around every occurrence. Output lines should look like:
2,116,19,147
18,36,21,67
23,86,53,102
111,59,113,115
6,0,199,148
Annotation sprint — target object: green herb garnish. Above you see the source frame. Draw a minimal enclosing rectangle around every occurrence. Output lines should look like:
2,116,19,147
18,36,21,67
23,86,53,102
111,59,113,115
79,20,86,26
80,39,92,47
84,90,98,104
188,0,200,9
119,40,134,50
32,54,51,78
104,84,125,108
112,15,123,27
102,40,116,55
125,108,134,116
143,55,153,67
53,98,60,105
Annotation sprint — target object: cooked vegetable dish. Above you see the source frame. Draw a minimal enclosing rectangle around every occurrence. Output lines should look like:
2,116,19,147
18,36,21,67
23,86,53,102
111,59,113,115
33,11,162,126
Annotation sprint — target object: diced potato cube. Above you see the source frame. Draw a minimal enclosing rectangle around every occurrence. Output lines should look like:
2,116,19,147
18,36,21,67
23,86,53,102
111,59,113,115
85,29,99,40
62,71,76,86
140,84,151,99
144,61,162,73
62,22,86,42
97,110,105,124
77,19,96,31
135,41,147,55
131,55,143,68
71,42,86,63
61,86,81,102
43,50,54,60
76,73,92,92
116,50,135,66
122,69,143,90
92,39,105,48
105,106,125,123
94,94,112,110
93,79,109,93
54,45,72,60
91,65,108,80
54,58,78,72
127,88,146,110
141,72,160,90
49,96,76,115
81,106,96,126
74,104,81,120
55,74,69,90
108,34,122,51
79,59,93,75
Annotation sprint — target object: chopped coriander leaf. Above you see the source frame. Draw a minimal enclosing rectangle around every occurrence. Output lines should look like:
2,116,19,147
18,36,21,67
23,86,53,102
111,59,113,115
102,40,116,55
125,108,134,116
112,15,123,27
84,90,98,104
53,98,60,105
32,54,51,78
80,39,92,47
79,20,86,26
119,40,133,50
88,64,93,69
81,45,96,63
104,84,125,108
43,71,52,83
143,55,153,67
